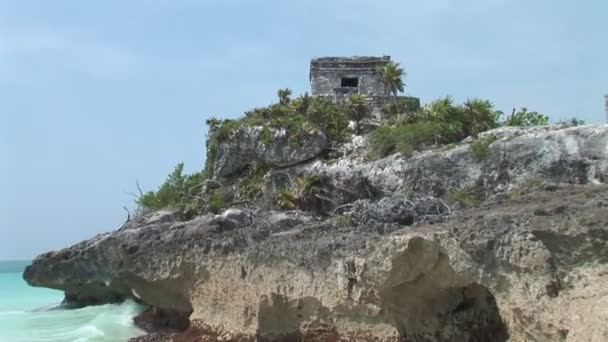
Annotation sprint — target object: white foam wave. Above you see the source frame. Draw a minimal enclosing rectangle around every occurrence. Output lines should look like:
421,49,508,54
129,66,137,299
0,299,146,342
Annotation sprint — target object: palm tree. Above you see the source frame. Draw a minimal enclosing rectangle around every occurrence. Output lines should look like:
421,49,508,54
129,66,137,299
346,94,371,134
462,98,499,137
425,96,461,143
277,88,292,105
379,62,406,109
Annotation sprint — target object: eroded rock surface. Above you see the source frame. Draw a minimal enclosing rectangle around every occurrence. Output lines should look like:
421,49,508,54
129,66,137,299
296,125,608,201
212,126,328,178
23,125,608,342
24,184,608,341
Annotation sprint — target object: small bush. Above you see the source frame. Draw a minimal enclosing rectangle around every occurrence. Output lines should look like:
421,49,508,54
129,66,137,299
381,97,421,117
393,121,439,157
511,177,542,197
294,175,328,211
238,163,269,201
306,97,348,141
557,117,585,126
259,127,273,146
368,125,396,158
273,189,297,210
137,163,207,213
215,119,241,141
368,121,439,158
448,188,479,208
503,108,549,126
208,193,228,214
334,214,353,226
470,136,496,161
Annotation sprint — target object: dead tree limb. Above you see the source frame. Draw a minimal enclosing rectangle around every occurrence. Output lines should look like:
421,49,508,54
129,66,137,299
122,206,131,223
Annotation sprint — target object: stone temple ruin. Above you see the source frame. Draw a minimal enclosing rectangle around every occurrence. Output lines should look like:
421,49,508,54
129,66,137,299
309,56,419,116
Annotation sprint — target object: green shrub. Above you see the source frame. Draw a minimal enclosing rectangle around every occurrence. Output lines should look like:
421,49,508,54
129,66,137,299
334,214,353,226
240,94,349,143
557,117,585,126
137,163,207,213
393,121,439,156
295,175,327,210
470,136,496,161
368,125,396,158
259,127,273,146
381,97,421,117
208,193,228,214
368,96,507,160
511,177,542,197
448,188,479,208
368,122,439,158
460,99,501,137
273,189,297,210
306,96,348,141
503,108,549,126
215,119,241,141
238,163,269,201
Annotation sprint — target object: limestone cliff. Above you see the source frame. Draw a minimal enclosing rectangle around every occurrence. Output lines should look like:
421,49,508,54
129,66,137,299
24,125,608,342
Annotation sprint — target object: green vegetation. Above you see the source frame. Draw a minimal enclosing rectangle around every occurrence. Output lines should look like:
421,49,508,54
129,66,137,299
334,214,353,226
503,108,549,126
259,127,273,146
557,117,586,126
277,88,292,105
381,97,421,118
208,193,228,214
202,94,349,177
511,177,543,197
137,163,207,215
379,61,406,105
273,189,297,210
294,175,326,210
448,188,479,208
368,126,397,157
346,94,371,134
368,96,501,159
270,175,330,212
470,135,497,161
142,84,566,218
238,163,269,201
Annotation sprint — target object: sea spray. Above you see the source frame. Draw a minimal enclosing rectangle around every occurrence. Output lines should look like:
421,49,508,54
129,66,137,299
0,261,146,342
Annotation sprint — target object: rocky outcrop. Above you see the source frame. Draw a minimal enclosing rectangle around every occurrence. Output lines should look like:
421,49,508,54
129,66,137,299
281,125,608,204
212,127,328,178
24,183,608,341
23,125,608,341
347,196,451,226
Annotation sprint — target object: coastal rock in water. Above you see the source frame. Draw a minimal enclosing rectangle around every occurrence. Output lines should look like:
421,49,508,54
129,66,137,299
23,125,608,341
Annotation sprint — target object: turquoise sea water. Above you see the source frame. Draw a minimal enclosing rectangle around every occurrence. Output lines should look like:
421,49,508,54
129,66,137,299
0,260,145,342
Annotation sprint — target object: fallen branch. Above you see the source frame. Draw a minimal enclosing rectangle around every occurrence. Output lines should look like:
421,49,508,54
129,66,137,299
122,206,131,223
330,203,354,216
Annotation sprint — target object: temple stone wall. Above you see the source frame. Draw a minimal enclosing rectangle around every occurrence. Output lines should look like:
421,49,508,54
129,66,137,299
310,56,391,97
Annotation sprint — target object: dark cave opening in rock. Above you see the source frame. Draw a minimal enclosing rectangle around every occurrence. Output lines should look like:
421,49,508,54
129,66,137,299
385,282,508,342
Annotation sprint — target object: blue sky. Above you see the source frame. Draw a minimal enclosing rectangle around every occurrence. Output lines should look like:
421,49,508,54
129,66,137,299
1,0,607,259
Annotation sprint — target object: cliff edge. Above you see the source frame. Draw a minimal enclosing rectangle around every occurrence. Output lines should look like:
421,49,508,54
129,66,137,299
24,123,608,341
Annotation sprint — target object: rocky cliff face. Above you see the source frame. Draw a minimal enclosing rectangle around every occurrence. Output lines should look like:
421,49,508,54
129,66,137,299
274,125,608,206
211,126,328,178
24,125,608,342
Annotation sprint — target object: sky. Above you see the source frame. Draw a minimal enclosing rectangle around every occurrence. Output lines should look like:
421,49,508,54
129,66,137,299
1,0,607,260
